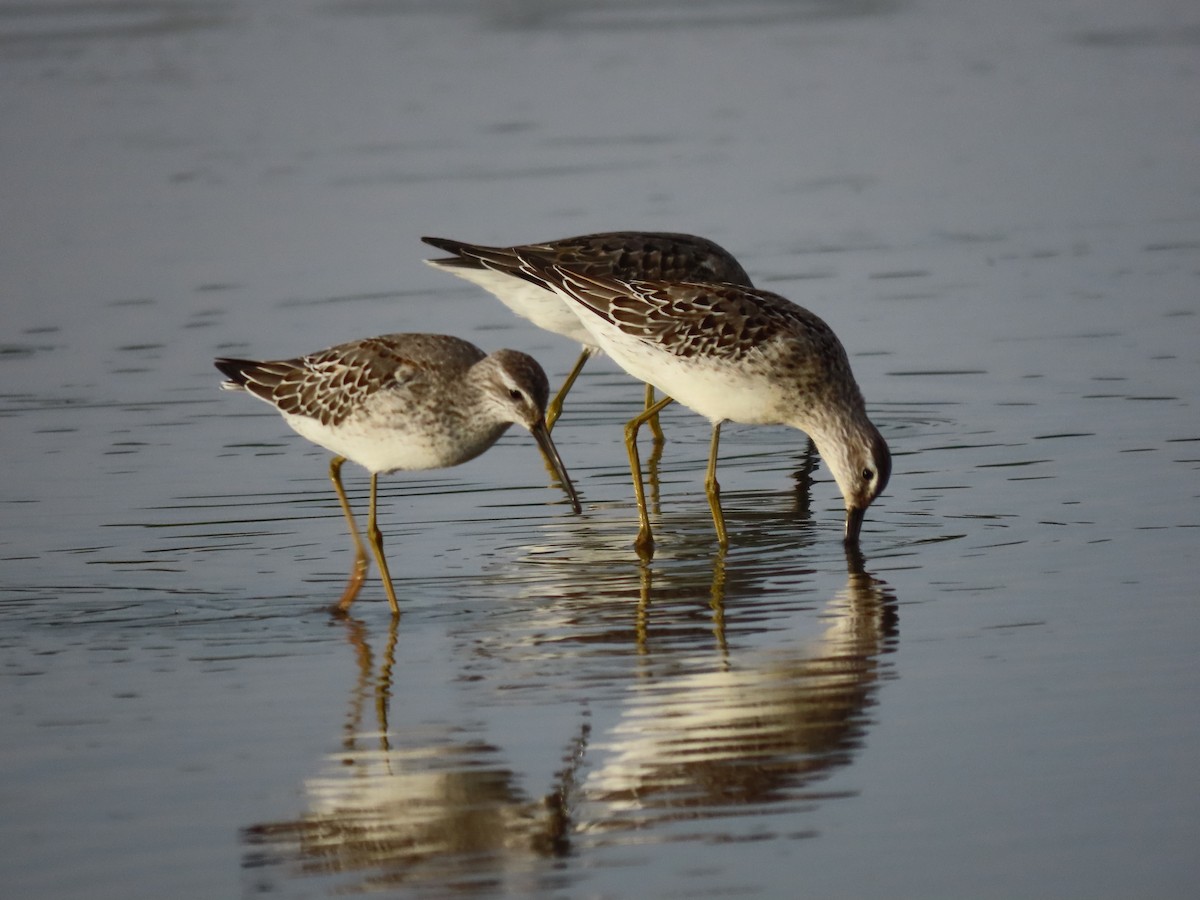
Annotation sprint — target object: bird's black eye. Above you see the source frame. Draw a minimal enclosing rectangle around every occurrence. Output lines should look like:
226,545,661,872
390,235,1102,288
862,468,874,482
509,389,523,401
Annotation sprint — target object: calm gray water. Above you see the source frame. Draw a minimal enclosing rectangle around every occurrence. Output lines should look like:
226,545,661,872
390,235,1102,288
2,1,1198,897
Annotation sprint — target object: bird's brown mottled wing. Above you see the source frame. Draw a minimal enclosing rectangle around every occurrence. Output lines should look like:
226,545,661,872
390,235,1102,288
421,231,752,287
539,266,836,363
225,337,436,427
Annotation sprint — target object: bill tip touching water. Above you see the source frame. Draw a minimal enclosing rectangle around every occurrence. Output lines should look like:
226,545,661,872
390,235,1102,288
214,332,581,615
838,420,891,545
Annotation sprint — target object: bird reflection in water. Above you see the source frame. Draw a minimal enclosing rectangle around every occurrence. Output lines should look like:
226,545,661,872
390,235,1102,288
242,549,897,892
242,616,586,894
590,544,897,832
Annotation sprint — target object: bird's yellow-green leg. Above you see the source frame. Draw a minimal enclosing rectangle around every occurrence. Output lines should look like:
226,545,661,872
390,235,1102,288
364,472,401,615
704,423,729,549
625,395,674,558
645,383,666,443
330,456,371,612
709,545,729,656
546,348,593,432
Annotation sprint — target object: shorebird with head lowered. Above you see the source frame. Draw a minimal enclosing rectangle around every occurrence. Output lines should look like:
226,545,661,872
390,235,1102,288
455,254,891,554
421,232,754,434
215,333,581,614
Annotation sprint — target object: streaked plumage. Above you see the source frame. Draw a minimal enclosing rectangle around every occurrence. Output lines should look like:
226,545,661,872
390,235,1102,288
422,232,753,430
215,333,581,613
460,256,890,551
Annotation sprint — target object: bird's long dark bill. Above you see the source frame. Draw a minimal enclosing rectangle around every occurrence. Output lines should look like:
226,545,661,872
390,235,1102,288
531,421,583,514
844,506,866,544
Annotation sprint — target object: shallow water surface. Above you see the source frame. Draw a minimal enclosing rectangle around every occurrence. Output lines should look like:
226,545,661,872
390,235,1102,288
2,1,1198,898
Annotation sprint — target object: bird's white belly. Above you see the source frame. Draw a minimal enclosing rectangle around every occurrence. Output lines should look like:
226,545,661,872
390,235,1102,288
285,413,508,474
593,327,783,425
439,267,596,346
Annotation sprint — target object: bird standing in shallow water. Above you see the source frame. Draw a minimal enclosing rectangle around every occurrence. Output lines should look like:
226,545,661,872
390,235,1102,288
215,333,581,614
458,258,890,554
421,232,754,434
